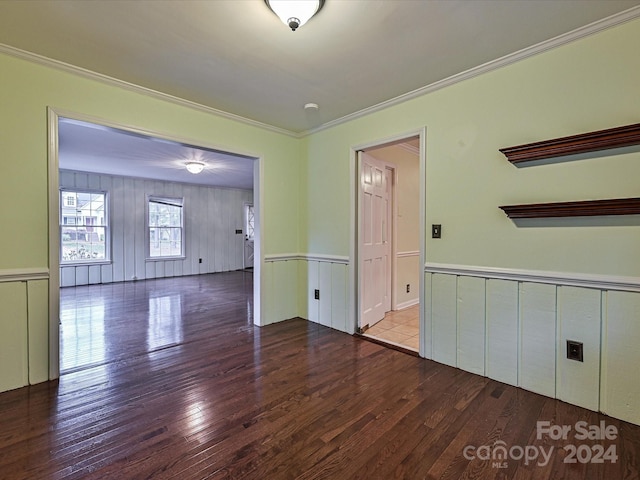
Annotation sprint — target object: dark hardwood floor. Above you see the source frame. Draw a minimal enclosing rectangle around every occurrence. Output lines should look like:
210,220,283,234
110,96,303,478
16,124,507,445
0,271,638,479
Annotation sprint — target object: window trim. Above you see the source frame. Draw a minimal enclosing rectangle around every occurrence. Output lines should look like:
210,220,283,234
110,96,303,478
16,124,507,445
59,188,110,265
146,195,186,261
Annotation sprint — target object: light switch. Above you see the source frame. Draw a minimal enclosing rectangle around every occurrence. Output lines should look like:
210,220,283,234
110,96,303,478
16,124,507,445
432,224,442,239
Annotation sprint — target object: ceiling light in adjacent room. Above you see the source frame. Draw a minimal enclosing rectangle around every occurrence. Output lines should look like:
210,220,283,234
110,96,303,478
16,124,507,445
185,161,205,174
265,0,324,31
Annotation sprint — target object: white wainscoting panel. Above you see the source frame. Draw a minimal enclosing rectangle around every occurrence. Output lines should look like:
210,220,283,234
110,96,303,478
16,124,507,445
27,279,49,385
111,175,125,283
485,279,519,386
423,265,640,426
75,265,89,286
59,170,252,286
456,276,485,376
601,290,640,425
269,255,349,333
298,260,309,323
431,274,457,367
318,262,333,328
0,282,28,392
88,265,101,285
300,255,353,333
262,259,298,326
0,270,50,394
307,260,320,324
519,282,556,398
556,286,601,412
330,263,348,332
422,272,432,359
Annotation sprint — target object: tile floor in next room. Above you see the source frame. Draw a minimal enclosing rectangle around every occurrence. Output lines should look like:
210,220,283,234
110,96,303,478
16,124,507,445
363,304,419,351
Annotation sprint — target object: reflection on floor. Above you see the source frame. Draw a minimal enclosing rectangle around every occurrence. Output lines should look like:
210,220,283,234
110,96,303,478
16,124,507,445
363,304,419,351
59,271,254,373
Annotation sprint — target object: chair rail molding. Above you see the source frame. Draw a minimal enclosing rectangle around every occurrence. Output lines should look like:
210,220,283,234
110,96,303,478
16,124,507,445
0,268,50,283
424,263,640,293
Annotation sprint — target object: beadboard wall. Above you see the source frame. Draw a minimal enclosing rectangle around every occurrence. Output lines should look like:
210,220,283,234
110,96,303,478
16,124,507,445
59,170,252,286
263,255,350,331
423,265,640,426
0,270,49,392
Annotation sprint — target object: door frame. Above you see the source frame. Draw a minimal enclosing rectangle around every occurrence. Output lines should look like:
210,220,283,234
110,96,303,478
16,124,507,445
350,127,427,357
47,107,264,380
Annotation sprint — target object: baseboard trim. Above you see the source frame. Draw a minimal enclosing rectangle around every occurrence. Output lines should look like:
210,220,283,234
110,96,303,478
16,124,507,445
395,299,419,310
425,262,640,292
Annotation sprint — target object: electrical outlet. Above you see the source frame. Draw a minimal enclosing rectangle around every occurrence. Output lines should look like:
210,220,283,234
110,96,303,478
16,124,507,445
199,258,203,264
314,289,320,300
566,340,583,362
406,284,410,293
235,229,243,234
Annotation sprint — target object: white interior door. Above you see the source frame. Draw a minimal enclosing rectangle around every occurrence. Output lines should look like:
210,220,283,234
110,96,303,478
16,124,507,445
244,203,254,269
359,152,391,329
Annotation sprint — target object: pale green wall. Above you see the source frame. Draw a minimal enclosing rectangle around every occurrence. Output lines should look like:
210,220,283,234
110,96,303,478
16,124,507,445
0,51,302,391
302,18,640,277
1,53,302,266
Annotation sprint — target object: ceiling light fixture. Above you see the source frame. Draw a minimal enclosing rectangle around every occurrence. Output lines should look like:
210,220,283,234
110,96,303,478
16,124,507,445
185,161,205,174
265,0,324,31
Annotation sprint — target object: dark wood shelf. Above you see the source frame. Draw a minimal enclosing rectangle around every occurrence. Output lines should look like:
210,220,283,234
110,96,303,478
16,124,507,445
500,123,640,165
499,198,640,219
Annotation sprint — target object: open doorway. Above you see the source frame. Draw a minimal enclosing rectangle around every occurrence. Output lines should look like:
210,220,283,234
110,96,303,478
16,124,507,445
243,203,255,271
355,133,423,353
47,109,262,378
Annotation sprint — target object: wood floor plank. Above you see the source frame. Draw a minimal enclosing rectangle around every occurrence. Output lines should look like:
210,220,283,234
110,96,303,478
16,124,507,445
0,272,638,479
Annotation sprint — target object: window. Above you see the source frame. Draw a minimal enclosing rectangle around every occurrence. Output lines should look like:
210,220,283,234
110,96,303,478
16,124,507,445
148,196,184,258
60,190,108,263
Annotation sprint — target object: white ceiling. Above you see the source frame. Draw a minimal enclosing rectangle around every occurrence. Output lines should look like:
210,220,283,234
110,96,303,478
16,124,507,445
2,0,639,187
58,119,256,189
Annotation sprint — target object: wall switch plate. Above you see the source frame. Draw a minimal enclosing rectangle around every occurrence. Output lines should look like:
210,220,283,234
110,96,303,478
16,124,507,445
566,340,583,362
235,229,243,234
314,289,320,300
406,284,410,293
432,224,442,238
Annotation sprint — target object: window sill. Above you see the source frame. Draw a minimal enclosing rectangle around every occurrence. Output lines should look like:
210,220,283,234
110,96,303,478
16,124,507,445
61,260,112,267
146,256,186,262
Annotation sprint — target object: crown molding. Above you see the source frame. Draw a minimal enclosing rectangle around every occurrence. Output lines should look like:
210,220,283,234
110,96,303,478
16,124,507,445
397,143,420,156
0,43,298,138
2,6,638,140
301,6,640,137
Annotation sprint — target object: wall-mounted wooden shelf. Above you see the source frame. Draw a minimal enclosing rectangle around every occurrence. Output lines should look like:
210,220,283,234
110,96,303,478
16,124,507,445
500,123,640,165
499,198,640,219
